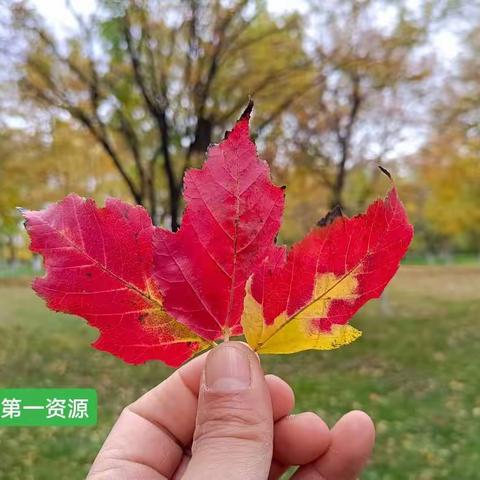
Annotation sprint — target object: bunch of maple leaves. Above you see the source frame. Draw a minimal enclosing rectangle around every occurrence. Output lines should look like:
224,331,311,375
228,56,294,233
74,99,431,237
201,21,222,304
23,104,413,367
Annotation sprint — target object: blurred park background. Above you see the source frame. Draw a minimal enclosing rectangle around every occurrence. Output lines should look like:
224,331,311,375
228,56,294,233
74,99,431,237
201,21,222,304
0,0,479,478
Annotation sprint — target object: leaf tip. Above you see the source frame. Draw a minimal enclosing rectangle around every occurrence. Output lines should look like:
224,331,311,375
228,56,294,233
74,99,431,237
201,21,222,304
17,206,29,219
378,165,392,180
317,205,343,227
223,100,254,141
240,98,254,121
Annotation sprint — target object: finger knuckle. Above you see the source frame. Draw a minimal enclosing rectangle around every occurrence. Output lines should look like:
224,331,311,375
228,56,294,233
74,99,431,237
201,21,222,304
194,398,270,447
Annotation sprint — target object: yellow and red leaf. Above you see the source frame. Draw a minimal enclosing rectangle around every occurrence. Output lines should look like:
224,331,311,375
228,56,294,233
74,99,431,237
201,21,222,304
241,187,413,354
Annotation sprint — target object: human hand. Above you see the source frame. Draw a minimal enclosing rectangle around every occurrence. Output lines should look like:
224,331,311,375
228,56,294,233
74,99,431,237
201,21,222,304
88,342,375,479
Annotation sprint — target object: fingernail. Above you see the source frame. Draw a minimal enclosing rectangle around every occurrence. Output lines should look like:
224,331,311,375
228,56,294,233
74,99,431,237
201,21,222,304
205,345,251,392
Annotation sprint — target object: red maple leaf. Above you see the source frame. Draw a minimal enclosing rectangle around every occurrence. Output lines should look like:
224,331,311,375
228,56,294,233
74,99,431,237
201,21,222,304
23,196,209,366
153,103,284,341
23,104,413,366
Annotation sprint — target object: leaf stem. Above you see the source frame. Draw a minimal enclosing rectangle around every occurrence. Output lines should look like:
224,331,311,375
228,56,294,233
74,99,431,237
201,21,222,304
223,328,231,342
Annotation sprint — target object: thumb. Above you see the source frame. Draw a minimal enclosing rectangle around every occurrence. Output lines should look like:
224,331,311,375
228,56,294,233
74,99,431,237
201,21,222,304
182,342,273,480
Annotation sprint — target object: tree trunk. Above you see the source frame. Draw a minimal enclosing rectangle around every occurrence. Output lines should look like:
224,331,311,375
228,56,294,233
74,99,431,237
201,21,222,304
330,156,347,210
170,185,181,231
146,164,158,225
330,176,345,210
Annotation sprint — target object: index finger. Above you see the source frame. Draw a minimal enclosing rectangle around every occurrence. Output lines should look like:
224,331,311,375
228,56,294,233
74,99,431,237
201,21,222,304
292,410,375,480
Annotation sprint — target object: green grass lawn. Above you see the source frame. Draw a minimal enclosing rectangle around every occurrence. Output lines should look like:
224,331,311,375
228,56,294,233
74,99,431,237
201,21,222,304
0,266,479,479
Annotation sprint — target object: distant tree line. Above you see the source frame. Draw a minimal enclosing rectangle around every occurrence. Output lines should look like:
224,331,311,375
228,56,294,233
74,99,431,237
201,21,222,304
0,0,479,263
